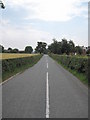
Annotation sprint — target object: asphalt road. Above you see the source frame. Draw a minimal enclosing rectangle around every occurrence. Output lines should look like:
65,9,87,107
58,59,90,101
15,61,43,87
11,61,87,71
2,55,88,118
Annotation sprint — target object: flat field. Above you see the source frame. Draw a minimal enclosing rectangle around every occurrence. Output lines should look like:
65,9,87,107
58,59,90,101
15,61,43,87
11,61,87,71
0,53,39,60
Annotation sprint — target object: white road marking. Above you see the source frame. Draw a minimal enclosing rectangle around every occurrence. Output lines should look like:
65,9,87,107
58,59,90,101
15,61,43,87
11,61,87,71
0,72,21,86
46,72,50,118
47,63,48,69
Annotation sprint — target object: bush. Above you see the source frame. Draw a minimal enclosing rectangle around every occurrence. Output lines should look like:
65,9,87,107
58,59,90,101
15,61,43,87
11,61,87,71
2,55,42,80
49,54,88,79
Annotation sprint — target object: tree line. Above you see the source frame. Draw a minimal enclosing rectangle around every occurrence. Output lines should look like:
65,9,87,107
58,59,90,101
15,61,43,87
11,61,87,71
0,38,90,55
48,39,90,55
0,45,33,53
48,38,83,55
0,42,47,54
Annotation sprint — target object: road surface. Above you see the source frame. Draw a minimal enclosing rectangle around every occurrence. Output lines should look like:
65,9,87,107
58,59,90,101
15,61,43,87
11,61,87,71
2,55,88,118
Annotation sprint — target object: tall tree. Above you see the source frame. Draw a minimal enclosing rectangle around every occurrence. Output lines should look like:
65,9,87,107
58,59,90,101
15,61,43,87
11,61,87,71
61,38,70,55
75,46,83,55
69,40,75,53
25,46,33,53
48,39,62,54
48,39,76,55
11,48,19,53
35,42,47,54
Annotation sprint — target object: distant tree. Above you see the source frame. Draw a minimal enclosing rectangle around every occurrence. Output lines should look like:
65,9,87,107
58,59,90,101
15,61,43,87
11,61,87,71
8,48,12,51
35,42,47,54
2,46,4,53
0,45,4,53
69,40,75,54
48,39,62,54
8,47,12,53
11,48,19,53
25,46,33,53
75,46,83,55
86,46,90,55
19,51,25,53
61,38,70,55
48,38,76,55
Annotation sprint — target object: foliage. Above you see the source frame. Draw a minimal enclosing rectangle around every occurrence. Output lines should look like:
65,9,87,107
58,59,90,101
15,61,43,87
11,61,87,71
69,40,75,53
49,54,88,84
86,46,90,54
48,38,75,55
25,46,33,53
35,42,47,54
75,46,83,55
0,45,33,54
0,45,4,53
8,47,12,51
61,38,70,54
2,54,42,81
48,39,62,54
11,48,19,53
7,48,12,53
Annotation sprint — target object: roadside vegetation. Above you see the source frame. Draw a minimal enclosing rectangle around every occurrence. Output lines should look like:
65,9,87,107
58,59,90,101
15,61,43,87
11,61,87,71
2,54,42,82
48,38,90,55
49,54,88,85
48,38,90,86
0,45,33,54
0,39,90,85
0,42,48,82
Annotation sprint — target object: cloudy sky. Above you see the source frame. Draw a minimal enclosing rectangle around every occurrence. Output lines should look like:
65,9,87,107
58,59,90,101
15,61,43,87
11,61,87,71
0,0,89,50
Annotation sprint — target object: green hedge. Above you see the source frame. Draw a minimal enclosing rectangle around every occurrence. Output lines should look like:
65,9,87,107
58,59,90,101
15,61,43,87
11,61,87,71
2,55,42,81
49,54,89,84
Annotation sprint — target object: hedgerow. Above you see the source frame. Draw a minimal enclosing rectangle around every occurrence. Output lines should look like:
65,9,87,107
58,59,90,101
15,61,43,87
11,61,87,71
2,54,42,81
49,54,88,83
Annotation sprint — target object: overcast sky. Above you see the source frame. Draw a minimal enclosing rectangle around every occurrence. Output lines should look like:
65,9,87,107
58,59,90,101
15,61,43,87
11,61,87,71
0,0,89,50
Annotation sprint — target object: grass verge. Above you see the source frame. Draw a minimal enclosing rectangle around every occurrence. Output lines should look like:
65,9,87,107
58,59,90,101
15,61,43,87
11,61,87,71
58,61,88,84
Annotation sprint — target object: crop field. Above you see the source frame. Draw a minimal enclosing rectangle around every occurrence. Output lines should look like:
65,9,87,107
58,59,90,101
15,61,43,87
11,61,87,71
0,53,39,60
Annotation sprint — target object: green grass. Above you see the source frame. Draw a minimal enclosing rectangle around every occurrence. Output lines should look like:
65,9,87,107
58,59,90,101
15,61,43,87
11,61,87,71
58,61,88,84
